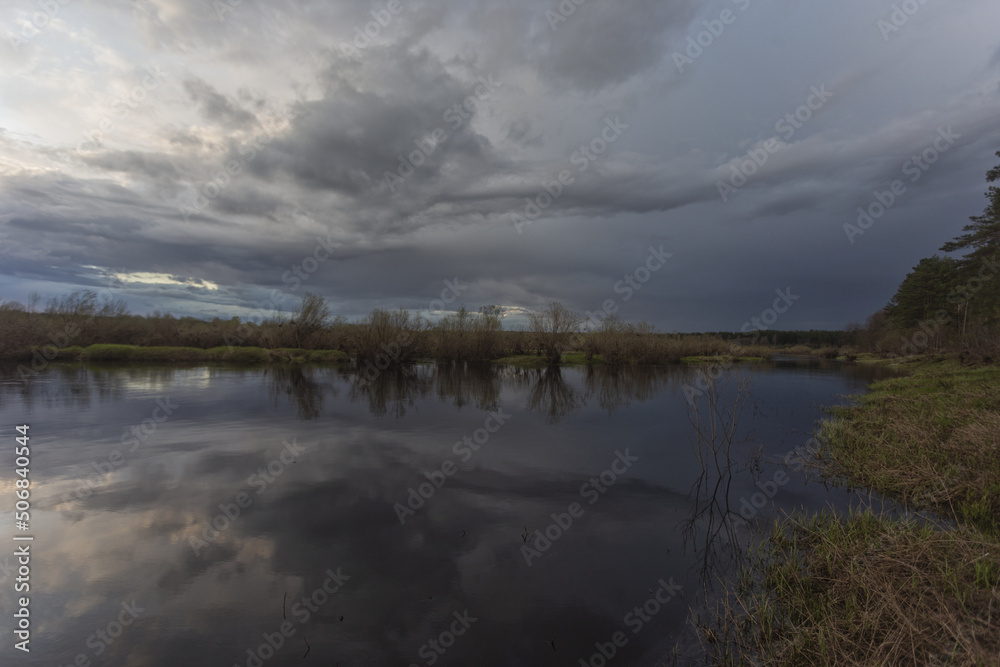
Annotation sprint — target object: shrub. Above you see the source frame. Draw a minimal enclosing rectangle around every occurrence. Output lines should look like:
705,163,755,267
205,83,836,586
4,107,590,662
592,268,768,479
355,308,428,364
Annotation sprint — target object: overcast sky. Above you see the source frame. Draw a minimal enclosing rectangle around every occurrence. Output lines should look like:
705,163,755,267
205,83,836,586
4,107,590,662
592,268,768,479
1,0,999,331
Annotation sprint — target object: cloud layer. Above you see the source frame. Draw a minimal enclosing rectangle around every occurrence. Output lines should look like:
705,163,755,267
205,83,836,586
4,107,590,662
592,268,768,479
2,0,1000,330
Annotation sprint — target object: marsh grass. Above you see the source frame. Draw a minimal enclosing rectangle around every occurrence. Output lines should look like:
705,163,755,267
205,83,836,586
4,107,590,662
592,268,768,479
708,361,1000,665
821,362,1000,535
712,510,1000,666
490,355,548,369
579,320,775,366
40,344,350,365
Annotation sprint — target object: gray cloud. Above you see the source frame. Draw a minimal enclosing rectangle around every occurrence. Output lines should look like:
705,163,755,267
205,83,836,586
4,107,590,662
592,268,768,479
530,0,699,92
0,0,999,330
182,77,256,127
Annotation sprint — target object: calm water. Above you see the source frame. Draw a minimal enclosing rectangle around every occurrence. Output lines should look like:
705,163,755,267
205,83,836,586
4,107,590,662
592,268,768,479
0,359,899,666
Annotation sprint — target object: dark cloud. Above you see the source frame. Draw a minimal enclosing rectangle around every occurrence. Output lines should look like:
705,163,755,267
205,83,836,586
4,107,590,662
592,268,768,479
531,0,699,92
1,0,999,329
504,117,542,146
246,46,503,203
183,77,257,127
82,150,182,181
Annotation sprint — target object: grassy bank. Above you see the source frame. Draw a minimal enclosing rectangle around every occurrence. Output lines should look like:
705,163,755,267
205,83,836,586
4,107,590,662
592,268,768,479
722,511,1000,665
679,355,766,364
35,344,351,365
822,360,1000,534
31,345,777,369
715,360,1000,665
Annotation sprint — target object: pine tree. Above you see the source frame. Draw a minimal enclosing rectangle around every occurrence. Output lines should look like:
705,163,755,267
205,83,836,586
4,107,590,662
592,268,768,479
940,151,1000,336
941,150,1000,260
885,256,958,331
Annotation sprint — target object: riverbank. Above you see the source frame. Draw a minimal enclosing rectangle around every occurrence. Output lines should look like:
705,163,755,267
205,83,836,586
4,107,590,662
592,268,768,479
29,344,351,364
717,358,1000,665
17,343,807,368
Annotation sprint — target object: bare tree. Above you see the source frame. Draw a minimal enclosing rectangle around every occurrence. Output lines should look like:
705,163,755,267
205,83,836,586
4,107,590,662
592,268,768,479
98,295,130,317
355,307,427,364
294,292,331,347
47,289,98,317
528,301,582,364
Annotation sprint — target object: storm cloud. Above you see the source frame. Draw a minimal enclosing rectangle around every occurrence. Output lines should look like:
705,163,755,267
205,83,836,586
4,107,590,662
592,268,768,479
1,0,999,330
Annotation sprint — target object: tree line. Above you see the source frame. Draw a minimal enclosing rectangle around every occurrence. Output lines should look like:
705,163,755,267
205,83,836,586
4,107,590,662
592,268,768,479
0,288,853,366
850,150,1000,359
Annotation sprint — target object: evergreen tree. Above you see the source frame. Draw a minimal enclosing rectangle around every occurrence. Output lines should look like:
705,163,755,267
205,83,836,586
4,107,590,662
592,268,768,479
941,150,1000,261
885,256,958,331
941,151,1000,336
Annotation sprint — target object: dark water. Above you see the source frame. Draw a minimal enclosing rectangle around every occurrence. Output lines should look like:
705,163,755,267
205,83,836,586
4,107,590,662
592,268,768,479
0,359,899,666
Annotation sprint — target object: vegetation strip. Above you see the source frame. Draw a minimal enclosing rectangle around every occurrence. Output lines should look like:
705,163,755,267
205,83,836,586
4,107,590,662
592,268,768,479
714,360,1000,666
33,344,351,365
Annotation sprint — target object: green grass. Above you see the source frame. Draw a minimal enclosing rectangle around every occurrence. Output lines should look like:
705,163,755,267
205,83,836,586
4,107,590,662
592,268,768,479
710,360,1000,665
820,360,1000,535
491,355,549,369
679,355,765,364
715,510,1000,666
206,346,271,363
44,344,350,365
560,352,600,365
490,352,602,367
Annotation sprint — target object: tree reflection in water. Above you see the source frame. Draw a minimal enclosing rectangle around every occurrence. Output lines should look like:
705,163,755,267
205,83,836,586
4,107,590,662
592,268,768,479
680,368,762,655
349,365,434,418
265,365,333,420
525,366,584,423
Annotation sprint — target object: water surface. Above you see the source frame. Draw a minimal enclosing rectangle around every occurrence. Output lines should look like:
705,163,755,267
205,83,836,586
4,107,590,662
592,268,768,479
0,359,898,666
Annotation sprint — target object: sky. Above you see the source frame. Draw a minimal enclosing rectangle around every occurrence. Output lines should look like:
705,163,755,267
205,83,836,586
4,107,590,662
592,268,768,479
1,0,999,332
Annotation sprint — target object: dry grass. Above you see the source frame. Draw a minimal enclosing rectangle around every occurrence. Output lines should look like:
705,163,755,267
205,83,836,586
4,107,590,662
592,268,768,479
711,511,1000,666
821,362,1000,535
25,344,349,365
705,361,1000,666
579,320,774,366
